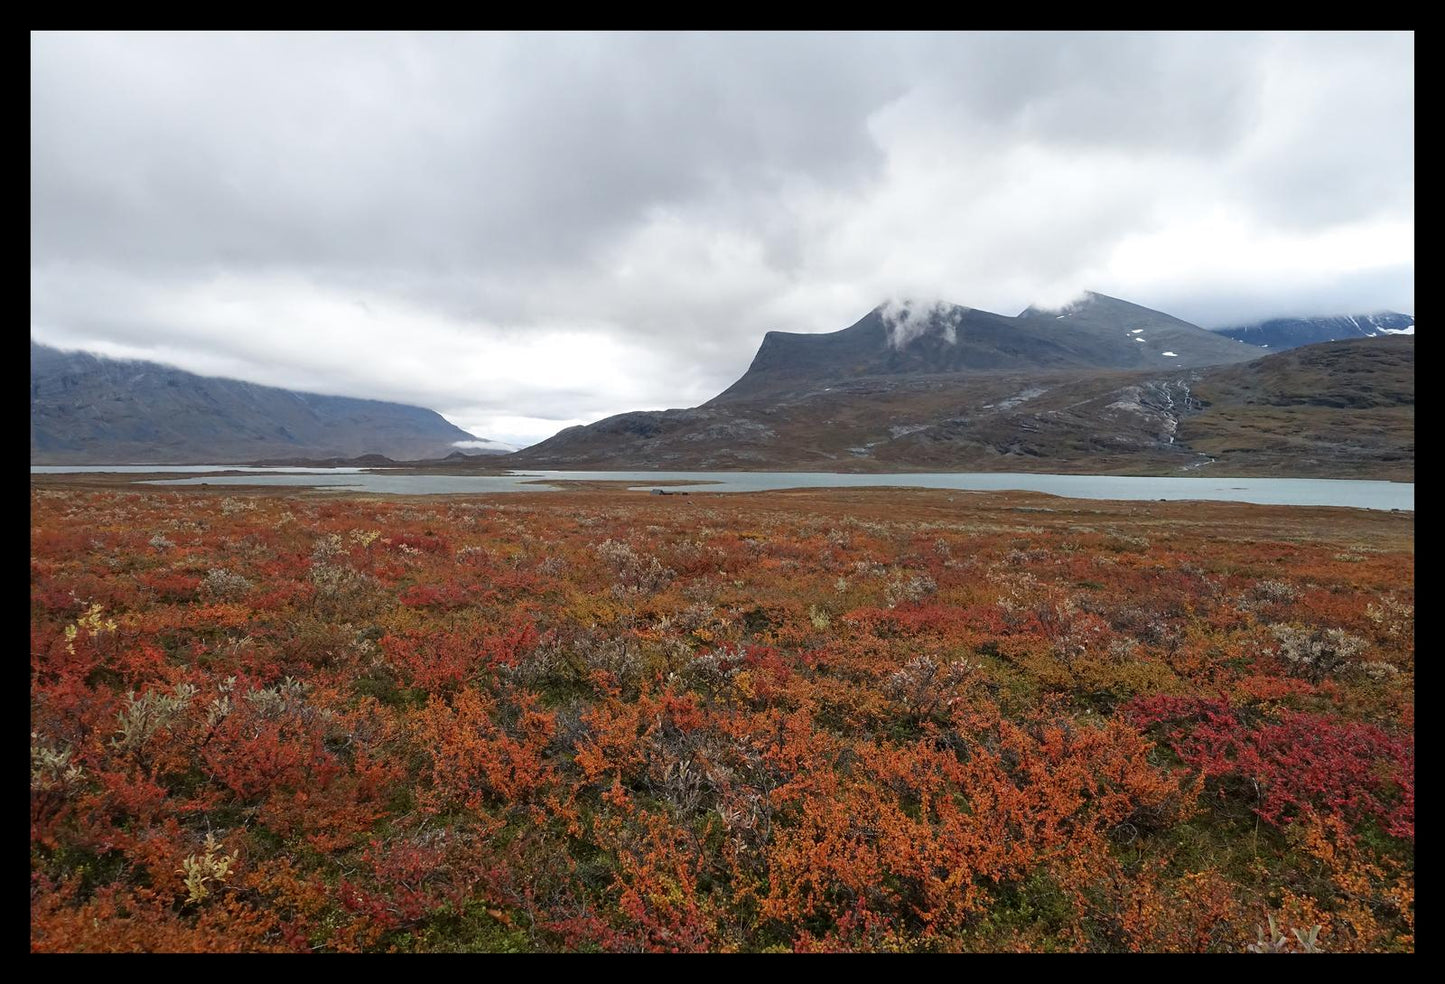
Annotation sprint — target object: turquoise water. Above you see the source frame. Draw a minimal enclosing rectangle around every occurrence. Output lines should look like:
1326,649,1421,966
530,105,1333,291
30,466,1407,510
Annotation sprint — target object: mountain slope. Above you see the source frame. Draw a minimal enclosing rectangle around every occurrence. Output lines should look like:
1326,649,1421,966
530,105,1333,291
1012,291,1267,366
1175,336,1413,478
31,342,485,464
1211,312,1414,350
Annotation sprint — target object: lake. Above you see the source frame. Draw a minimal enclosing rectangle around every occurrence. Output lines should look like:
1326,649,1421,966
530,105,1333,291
31,464,371,474
30,466,1414,510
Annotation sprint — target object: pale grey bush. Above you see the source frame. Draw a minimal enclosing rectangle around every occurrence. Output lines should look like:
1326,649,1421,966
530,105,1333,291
31,732,85,791
885,654,976,718
684,645,745,693
201,567,253,599
508,632,649,690
456,545,490,566
575,635,646,684
308,539,380,613
537,554,568,576
243,676,310,719
311,533,345,564
1366,596,1413,638
885,571,938,607
1246,916,1323,953
1252,579,1299,604
1271,625,1369,683
595,539,674,596
114,682,199,750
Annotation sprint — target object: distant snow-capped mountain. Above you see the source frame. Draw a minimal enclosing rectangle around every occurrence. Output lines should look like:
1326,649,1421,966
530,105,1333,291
1211,312,1414,350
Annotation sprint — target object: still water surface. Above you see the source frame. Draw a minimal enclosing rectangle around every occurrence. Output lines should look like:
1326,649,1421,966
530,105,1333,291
27,466,1409,511
32,465,369,474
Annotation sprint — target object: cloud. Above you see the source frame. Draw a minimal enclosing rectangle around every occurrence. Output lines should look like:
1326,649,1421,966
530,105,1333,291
879,298,966,348
451,439,518,453
30,32,1414,444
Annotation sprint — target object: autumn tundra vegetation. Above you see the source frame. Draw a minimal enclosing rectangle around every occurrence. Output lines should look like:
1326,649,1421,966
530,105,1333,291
29,483,1414,952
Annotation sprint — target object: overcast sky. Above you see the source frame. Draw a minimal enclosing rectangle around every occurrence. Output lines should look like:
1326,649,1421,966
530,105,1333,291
31,31,1414,447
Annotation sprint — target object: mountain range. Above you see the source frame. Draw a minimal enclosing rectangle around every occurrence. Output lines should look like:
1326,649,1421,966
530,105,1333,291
1210,312,1414,350
504,293,1412,480
30,291,1415,480
30,342,497,465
